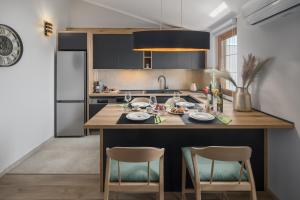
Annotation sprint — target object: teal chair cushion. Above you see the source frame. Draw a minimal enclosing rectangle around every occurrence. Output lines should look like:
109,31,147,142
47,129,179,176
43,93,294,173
110,159,160,182
182,147,248,181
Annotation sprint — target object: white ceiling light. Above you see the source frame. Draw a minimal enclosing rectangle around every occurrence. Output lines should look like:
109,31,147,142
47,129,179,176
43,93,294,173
209,2,228,18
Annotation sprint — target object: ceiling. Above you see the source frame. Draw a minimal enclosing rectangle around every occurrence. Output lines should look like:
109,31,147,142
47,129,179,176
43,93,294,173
82,0,249,30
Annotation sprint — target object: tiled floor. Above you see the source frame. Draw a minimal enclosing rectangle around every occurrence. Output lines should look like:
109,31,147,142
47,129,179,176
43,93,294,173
9,136,99,174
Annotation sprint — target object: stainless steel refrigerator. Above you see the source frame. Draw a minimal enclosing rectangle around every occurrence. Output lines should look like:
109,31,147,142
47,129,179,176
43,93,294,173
55,51,86,137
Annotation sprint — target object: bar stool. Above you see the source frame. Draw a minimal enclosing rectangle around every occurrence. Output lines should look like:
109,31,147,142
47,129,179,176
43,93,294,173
181,146,257,200
104,147,165,200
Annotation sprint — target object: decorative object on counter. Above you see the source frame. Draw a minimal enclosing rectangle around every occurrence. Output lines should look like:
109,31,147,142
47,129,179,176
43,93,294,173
190,83,197,92
205,54,271,112
93,81,100,93
0,24,23,67
234,54,271,111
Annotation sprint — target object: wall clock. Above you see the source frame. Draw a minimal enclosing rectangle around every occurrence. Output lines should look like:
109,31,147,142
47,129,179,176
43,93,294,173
0,24,23,67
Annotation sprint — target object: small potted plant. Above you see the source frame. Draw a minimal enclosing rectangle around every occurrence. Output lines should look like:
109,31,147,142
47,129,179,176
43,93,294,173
205,54,271,111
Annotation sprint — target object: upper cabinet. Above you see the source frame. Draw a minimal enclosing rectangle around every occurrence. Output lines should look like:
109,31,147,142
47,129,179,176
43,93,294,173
93,34,143,69
92,33,205,69
152,52,206,69
58,33,87,51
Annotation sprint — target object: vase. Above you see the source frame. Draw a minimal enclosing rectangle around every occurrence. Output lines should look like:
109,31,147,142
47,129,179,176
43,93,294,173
233,87,252,112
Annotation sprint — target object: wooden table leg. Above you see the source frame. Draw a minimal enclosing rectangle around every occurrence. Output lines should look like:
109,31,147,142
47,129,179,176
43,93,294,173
264,128,269,191
99,128,104,192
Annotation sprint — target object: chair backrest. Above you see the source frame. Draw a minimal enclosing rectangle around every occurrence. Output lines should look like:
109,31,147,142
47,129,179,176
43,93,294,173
106,147,165,184
130,97,150,103
191,146,252,184
191,146,252,161
165,97,186,105
107,147,165,162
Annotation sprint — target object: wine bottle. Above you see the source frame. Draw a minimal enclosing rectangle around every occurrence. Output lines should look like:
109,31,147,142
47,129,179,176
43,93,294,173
208,83,213,105
217,82,223,113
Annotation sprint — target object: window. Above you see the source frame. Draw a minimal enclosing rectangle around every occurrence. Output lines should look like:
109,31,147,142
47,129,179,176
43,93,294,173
217,28,237,95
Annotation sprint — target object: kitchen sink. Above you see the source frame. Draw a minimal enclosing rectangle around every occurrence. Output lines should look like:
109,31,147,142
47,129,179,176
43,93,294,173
144,90,181,94
118,90,181,94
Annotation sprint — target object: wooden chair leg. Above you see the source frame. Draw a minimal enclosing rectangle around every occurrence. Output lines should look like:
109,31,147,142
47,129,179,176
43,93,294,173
159,190,164,200
181,157,187,200
195,186,201,200
159,156,164,200
250,189,257,200
104,158,111,200
246,160,257,200
104,189,109,200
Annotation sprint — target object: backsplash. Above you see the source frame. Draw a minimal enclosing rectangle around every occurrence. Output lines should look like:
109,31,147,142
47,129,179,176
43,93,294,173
93,69,209,90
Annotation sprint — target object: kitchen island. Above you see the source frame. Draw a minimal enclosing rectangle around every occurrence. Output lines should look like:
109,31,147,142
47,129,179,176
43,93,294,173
84,95,294,192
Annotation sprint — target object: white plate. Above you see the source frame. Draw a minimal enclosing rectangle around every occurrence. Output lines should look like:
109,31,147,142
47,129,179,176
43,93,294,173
131,102,150,108
126,112,151,121
176,102,195,108
189,112,215,121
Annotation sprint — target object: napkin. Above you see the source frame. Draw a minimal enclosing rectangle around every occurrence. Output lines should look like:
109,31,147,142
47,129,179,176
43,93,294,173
155,115,166,124
216,114,232,125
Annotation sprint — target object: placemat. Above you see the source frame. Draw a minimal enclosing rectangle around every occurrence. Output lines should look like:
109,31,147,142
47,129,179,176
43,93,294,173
180,114,223,125
117,113,155,124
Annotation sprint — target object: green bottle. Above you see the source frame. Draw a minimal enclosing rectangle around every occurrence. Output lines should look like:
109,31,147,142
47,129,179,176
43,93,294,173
217,82,223,113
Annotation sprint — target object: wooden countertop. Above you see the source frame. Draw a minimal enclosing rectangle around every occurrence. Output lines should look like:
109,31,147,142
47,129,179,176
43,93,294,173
84,100,294,129
89,91,203,97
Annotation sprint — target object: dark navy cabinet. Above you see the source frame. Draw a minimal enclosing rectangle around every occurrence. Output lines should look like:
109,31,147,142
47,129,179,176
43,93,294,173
93,34,143,69
58,33,87,51
152,51,206,69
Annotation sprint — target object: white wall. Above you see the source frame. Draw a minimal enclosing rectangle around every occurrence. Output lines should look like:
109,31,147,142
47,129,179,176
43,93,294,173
69,0,158,28
0,0,71,174
238,12,300,200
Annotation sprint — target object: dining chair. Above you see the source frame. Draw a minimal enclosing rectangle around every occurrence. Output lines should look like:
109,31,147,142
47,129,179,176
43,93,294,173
104,147,165,200
181,146,257,200
165,97,186,105
131,97,150,103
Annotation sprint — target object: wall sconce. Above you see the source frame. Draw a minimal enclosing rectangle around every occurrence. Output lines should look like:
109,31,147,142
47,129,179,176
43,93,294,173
44,21,53,36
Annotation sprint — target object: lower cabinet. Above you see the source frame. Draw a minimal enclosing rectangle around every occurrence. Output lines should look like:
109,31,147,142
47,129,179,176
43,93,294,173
89,103,107,119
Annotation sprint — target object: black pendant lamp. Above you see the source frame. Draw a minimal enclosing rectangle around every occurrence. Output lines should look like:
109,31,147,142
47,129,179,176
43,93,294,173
133,0,210,52
133,30,210,52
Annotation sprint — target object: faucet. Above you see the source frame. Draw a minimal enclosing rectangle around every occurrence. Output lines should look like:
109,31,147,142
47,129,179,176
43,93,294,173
158,75,168,90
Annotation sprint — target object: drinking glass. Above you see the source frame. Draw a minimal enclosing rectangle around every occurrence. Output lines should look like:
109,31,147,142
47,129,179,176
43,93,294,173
173,92,181,106
149,96,157,110
124,92,132,112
